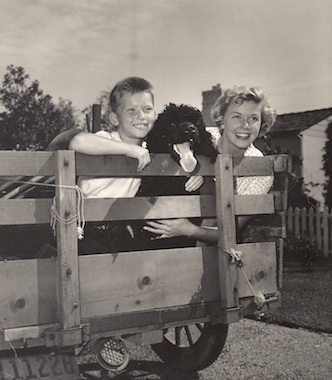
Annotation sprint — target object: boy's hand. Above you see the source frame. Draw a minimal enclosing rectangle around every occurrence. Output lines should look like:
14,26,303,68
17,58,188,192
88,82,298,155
185,176,204,192
127,146,151,171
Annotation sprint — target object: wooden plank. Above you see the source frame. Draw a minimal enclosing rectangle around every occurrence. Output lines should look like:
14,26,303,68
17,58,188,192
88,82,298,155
85,302,222,335
54,151,80,330
75,153,215,177
0,199,52,224
235,194,275,215
0,259,58,329
84,194,274,221
0,247,220,330
0,151,55,176
76,153,284,177
4,323,59,342
0,194,273,228
0,152,289,178
236,242,277,298
272,154,292,173
0,194,273,225
79,246,219,318
215,155,239,313
84,195,216,221
272,190,288,211
233,156,273,176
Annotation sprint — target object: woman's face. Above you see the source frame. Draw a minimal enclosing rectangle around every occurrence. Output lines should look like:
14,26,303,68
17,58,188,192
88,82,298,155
220,100,262,156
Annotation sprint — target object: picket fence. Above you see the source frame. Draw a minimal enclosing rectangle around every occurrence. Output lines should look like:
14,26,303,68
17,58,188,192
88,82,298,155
284,207,332,258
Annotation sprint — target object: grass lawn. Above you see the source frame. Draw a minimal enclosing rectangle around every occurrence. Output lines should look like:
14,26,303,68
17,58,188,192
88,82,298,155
263,267,332,333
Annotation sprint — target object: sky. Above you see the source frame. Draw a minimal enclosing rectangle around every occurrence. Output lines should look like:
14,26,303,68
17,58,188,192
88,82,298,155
0,0,331,121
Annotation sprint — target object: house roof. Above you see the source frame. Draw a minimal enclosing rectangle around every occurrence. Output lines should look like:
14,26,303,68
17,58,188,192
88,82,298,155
270,107,332,134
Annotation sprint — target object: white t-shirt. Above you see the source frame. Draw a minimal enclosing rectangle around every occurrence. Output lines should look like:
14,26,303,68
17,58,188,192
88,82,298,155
78,130,142,198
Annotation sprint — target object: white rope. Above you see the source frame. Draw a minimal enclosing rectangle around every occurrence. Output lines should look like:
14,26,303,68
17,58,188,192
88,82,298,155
0,177,86,240
225,248,266,309
50,185,85,240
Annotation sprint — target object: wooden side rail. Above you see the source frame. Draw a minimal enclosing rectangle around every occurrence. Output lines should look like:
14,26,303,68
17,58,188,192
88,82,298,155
0,150,290,350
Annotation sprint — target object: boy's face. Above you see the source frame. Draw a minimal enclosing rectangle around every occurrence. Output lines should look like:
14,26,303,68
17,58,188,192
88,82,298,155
113,91,156,144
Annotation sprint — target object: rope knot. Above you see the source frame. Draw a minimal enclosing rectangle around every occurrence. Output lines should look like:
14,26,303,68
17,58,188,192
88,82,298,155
225,248,243,263
50,185,85,240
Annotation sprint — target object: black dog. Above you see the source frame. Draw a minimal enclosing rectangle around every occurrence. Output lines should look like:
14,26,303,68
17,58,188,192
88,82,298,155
139,103,218,196
135,103,218,249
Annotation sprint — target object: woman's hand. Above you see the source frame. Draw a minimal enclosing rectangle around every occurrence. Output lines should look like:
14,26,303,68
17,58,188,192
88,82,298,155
143,218,196,239
184,176,204,192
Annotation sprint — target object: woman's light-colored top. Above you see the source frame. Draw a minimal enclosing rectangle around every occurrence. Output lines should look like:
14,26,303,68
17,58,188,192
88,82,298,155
236,144,274,195
206,127,274,195
78,130,142,198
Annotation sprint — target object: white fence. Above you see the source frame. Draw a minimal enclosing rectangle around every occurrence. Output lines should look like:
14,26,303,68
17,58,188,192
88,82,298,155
285,207,332,257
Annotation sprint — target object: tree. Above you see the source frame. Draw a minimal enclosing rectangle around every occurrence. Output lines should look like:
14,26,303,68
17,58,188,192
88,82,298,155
322,121,332,208
0,65,80,150
259,134,319,208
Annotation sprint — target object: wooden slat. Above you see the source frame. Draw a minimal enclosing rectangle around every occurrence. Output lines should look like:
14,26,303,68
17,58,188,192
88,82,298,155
85,302,222,335
0,258,58,329
234,194,275,215
79,246,219,318
75,153,215,177
54,151,80,330
0,199,52,224
84,195,216,221
83,194,275,221
236,242,277,298
0,152,290,178
0,247,219,328
4,323,60,342
0,194,274,225
272,154,292,173
233,156,273,176
215,154,239,314
76,154,287,177
0,151,55,176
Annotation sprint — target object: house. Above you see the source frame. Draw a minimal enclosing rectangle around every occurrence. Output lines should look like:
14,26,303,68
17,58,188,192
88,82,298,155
257,109,332,206
201,85,332,206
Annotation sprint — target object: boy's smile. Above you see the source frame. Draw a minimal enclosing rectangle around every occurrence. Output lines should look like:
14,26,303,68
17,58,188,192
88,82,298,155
114,92,156,144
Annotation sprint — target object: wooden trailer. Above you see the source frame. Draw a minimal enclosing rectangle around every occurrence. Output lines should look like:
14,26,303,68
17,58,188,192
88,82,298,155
0,149,290,378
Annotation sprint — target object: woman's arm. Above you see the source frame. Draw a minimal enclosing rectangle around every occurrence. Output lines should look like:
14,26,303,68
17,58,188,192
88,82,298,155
144,218,218,244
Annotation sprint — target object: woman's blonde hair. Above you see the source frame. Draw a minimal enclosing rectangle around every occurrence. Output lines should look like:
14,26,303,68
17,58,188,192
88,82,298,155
210,86,277,137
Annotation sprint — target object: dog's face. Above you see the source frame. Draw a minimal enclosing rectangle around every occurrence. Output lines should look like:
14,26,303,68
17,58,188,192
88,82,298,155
146,103,218,172
170,121,201,148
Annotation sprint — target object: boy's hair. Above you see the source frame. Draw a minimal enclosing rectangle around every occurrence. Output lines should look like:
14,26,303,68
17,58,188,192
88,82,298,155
110,77,154,112
210,86,277,137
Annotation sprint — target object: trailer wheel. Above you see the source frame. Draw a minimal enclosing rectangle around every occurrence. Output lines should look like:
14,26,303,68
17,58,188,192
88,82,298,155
151,322,228,371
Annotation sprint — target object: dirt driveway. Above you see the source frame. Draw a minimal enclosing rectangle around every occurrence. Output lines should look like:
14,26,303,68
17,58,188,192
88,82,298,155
95,318,332,380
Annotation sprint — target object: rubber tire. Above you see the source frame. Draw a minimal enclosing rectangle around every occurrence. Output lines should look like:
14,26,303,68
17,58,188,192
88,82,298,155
151,323,228,371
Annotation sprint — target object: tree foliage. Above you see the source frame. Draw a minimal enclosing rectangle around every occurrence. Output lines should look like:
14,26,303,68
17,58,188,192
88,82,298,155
322,121,332,208
259,134,318,208
0,65,80,150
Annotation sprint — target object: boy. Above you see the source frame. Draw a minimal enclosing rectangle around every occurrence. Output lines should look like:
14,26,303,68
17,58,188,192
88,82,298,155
77,76,156,198
48,77,202,252
48,76,154,177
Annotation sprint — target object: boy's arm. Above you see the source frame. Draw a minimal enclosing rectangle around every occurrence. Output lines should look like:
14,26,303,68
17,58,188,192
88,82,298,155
47,130,151,171
46,128,83,151
69,132,151,171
